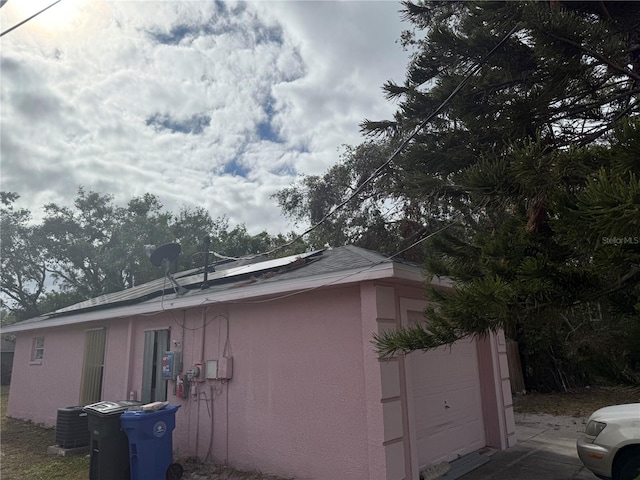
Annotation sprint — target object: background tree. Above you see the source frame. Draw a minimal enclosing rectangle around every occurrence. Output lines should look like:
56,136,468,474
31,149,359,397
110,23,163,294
40,188,131,299
275,140,442,261
1,188,299,318
0,193,47,319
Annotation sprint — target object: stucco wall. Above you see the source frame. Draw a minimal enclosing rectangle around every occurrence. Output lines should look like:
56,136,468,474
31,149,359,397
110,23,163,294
6,318,163,425
168,285,371,480
5,285,374,480
8,325,91,425
6,278,512,480
476,331,516,449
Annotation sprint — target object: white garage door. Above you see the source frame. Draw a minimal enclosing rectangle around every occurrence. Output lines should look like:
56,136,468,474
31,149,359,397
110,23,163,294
408,325,485,468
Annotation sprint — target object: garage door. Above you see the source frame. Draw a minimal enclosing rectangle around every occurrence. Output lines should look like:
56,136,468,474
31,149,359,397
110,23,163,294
407,313,485,468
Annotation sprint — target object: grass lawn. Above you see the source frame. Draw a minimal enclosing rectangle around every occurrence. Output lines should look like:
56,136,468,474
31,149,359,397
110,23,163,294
0,385,89,480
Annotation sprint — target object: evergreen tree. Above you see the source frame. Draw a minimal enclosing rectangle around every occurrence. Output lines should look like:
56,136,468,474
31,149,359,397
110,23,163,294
362,1,640,388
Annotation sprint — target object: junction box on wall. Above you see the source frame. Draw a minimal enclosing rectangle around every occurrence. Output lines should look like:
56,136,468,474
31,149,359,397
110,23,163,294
162,350,182,381
218,357,233,379
205,357,233,380
205,360,218,379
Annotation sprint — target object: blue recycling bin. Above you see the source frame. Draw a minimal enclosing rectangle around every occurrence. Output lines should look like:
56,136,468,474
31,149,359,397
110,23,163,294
120,405,182,480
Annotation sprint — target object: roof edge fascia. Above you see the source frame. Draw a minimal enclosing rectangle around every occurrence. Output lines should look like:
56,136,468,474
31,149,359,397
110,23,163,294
391,263,455,288
2,261,416,333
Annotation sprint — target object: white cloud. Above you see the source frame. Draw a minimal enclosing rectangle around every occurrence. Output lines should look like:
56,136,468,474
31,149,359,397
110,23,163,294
0,0,410,235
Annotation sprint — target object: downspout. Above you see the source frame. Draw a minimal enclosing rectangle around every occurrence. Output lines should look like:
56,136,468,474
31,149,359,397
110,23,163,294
124,317,134,400
181,310,186,364
200,234,210,368
196,308,207,459
201,309,207,363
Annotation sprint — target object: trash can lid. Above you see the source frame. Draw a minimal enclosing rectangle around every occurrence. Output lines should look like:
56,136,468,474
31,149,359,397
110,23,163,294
121,404,180,420
83,400,142,416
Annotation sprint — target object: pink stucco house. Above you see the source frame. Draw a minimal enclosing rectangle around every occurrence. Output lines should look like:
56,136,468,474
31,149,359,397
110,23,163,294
2,246,515,480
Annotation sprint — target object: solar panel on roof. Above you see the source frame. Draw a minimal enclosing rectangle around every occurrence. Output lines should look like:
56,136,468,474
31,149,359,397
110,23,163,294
48,249,324,317
177,250,323,288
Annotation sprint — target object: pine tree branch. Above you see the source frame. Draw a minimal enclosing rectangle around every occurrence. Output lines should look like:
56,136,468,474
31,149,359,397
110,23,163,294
598,1,613,22
575,101,637,146
549,88,640,123
553,78,632,112
574,267,640,306
560,78,632,108
544,31,640,82
522,266,640,315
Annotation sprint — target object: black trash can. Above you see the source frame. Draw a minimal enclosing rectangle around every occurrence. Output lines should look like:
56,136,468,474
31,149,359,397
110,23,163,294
83,401,141,480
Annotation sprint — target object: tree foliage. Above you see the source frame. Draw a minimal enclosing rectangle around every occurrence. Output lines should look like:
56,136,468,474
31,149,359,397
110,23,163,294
366,0,640,389
275,140,448,261
1,192,47,319
273,0,640,389
1,188,297,320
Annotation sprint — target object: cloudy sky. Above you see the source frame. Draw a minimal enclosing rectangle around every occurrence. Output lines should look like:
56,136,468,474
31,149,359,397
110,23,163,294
1,0,411,235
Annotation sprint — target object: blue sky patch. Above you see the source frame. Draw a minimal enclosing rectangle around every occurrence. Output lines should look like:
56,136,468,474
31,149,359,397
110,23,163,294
148,24,195,45
147,3,283,48
254,22,284,46
256,94,283,143
223,158,250,178
256,121,281,143
146,113,211,135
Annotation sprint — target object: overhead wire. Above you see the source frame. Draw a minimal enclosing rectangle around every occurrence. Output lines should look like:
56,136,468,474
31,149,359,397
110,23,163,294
5,12,519,319
190,221,462,308
388,222,455,260
136,20,521,319
125,22,521,466
168,307,227,331
150,197,486,314
228,21,522,261
0,0,62,37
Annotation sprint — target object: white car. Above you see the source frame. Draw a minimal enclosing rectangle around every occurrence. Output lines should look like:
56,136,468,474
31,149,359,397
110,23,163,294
577,403,640,480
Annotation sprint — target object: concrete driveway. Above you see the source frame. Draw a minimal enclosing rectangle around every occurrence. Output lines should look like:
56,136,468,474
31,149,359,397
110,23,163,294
459,413,598,480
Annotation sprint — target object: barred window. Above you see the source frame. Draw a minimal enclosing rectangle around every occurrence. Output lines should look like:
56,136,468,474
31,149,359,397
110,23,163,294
31,337,44,362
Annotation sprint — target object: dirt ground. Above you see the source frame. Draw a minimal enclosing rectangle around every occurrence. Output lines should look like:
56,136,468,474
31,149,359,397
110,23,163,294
512,385,640,418
179,459,292,480
0,386,288,480
2,384,638,479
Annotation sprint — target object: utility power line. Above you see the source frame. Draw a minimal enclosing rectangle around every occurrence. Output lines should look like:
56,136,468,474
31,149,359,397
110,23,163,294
251,21,521,259
1,0,62,37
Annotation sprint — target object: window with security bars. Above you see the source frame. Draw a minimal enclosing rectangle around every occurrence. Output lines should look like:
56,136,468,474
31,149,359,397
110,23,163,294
31,337,44,362
79,328,107,405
